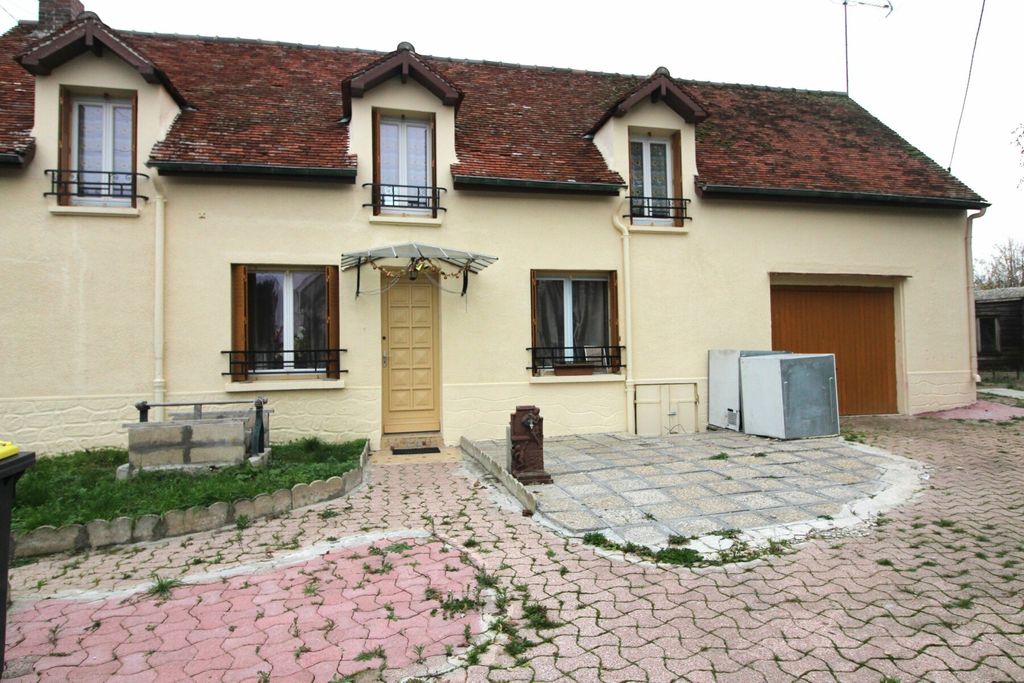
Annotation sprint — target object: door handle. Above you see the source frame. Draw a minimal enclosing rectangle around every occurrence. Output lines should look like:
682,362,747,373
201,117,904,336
382,352,388,368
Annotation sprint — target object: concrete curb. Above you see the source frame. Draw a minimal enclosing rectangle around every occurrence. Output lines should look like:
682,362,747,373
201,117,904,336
13,440,370,559
459,436,536,514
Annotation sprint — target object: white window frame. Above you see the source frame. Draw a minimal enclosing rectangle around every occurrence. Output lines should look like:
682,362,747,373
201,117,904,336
69,95,134,207
379,116,433,214
629,135,674,226
536,274,610,363
249,268,326,374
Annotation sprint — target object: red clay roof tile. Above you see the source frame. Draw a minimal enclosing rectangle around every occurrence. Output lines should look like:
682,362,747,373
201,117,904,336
0,21,984,205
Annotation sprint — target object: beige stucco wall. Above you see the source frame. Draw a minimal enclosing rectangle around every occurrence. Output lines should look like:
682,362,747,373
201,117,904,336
0,51,975,454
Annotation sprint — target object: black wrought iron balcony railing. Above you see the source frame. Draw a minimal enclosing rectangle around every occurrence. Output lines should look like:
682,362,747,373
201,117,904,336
363,183,447,217
44,169,150,202
221,348,348,377
626,195,691,222
526,346,625,374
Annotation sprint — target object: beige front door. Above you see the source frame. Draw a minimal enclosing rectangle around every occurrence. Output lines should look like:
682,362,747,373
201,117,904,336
382,277,441,433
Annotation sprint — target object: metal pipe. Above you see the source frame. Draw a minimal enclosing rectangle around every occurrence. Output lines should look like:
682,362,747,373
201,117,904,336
965,207,987,384
612,199,635,434
152,175,167,421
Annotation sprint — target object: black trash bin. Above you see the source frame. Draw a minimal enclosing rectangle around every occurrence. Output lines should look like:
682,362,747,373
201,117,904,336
0,450,35,671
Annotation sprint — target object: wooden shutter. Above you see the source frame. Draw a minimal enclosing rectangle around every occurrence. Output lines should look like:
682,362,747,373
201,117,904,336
530,270,539,374
371,108,382,216
230,265,249,382
608,270,621,372
671,131,684,227
131,92,139,208
326,265,341,379
58,89,72,206
430,113,438,219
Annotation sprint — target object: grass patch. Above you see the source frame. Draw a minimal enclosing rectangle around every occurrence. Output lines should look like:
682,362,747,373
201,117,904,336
521,602,561,630
944,597,974,610
708,452,729,461
840,429,867,444
12,438,365,532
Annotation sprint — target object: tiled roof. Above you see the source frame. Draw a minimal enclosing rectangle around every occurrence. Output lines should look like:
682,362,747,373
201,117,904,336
0,24,36,163
0,20,986,206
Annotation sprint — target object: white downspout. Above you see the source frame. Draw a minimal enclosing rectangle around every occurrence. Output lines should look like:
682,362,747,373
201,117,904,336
965,207,986,385
152,175,167,421
612,199,635,434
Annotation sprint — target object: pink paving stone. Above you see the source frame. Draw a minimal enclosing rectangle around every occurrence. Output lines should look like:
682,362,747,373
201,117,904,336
5,536,482,681
919,400,1024,420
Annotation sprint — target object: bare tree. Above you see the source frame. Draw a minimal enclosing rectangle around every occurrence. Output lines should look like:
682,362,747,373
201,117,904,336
1017,124,1024,188
975,237,1024,289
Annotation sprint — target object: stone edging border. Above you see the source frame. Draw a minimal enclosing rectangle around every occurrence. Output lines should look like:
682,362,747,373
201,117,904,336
459,436,536,514
12,441,370,559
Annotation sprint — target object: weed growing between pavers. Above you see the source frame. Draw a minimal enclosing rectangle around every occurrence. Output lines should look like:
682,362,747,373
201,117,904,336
12,438,366,531
581,530,791,567
145,573,182,600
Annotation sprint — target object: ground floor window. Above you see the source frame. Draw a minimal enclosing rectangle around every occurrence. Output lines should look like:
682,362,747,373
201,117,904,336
228,265,341,381
530,271,620,374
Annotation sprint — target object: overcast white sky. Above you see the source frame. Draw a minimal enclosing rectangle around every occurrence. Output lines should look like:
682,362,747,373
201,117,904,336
2,0,1019,259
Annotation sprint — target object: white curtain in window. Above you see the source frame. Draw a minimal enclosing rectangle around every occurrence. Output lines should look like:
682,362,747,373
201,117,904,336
536,280,564,349
572,280,609,350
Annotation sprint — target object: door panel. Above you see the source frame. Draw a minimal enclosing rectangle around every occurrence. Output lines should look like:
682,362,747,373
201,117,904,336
770,285,897,416
382,279,440,433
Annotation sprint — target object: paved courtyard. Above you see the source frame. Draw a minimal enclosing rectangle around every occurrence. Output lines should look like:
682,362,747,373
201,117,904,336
474,431,918,548
3,414,1024,681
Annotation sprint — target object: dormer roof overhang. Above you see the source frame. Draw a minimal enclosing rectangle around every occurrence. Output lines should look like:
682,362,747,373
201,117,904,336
587,68,708,137
340,42,461,122
16,13,191,109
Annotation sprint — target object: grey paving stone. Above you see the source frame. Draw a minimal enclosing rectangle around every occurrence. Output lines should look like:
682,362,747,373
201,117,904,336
618,525,669,546
478,429,893,548
718,511,775,529
545,510,605,532
691,496,747,515
622,489,672,505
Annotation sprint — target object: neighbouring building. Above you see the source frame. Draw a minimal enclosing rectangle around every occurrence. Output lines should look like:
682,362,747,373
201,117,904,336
975,287,1024,374
0,0,988,453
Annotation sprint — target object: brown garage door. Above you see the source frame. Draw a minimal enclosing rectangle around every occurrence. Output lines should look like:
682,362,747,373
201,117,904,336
770,285,897,415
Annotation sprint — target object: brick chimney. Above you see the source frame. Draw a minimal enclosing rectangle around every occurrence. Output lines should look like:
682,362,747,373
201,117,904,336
38,0,85,32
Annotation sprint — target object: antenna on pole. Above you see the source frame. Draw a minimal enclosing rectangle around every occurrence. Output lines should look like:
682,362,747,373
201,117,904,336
843,0,895,94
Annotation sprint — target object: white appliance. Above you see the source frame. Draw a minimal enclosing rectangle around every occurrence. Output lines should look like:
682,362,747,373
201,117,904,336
739,353,840,439
708,350,786,431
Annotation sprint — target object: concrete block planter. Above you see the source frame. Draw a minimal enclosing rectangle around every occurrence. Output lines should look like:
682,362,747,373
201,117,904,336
12,440,369,559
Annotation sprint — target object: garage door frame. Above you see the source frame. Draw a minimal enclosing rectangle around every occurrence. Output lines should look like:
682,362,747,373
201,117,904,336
769,274,907,415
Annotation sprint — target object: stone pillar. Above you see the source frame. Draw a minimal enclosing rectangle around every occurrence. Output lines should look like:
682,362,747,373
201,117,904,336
509,405,551,485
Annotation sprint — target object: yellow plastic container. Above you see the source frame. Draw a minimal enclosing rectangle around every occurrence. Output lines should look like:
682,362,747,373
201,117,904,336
0,441,19,460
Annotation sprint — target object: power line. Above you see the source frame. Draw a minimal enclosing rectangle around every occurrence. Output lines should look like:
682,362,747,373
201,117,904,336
948,0,986,172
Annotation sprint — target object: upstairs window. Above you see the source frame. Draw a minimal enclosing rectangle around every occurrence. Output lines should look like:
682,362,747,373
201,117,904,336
51,92,144,207
529,271,621,375
367,112,443,217
628,133,688,227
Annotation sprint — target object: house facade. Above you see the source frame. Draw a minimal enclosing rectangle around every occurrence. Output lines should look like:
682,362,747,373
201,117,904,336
0,1,988,453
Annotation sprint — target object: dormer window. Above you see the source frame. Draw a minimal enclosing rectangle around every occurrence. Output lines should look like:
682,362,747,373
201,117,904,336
366,111,444,218
628,133,688,226
380,116,432,211
46,91,148,207
71,96,134,204
629,136,672,222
